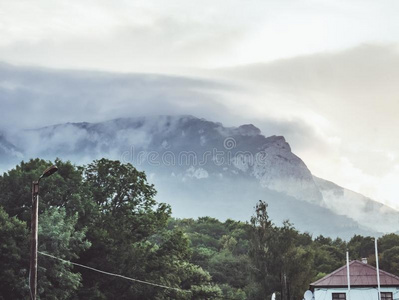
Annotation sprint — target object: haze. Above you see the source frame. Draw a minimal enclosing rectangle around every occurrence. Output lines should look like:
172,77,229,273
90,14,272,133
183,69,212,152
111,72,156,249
0,0,398,209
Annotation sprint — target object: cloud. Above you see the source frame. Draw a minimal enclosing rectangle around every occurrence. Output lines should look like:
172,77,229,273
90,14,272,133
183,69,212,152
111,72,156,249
0,62,234,130
0,0,398,210
0,0,247,72
1,44,399,208
1,0,399,71
0,62,326,176
218,44,399,158
216,44,399,206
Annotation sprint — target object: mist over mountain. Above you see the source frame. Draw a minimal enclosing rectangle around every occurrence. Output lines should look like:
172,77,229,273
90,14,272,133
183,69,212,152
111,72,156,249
1,115,397,238
0,133,22,166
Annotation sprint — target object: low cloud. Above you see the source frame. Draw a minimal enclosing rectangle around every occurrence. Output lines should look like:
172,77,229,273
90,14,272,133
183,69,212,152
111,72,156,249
0,62,232,131
2,44,399,209
216,44,399,207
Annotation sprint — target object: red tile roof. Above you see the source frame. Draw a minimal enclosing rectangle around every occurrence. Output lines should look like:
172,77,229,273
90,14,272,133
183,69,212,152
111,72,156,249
311,260,399,288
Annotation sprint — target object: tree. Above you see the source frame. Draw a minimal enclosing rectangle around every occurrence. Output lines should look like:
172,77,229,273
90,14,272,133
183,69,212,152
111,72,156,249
0,158,94,225
77,159,219,299
169,216,252,299
6,158,399,299
248,202,316,300
76,159,170,299
313,236,346,277
0,205,89,300
38,207,91,299
379,234,399,252
0,206,29,299
0,159,91,299
348,235,374,259
1,158,220,299
380,246,399,276
248,201,276,299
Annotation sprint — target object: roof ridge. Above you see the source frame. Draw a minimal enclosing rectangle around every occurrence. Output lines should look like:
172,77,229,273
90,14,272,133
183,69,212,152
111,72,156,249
311,260,399,287
351,260,399,281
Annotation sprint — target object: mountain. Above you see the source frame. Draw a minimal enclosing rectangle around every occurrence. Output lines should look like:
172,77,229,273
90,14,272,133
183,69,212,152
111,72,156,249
314,176,399,233
1,115,397,238
0,133,23,169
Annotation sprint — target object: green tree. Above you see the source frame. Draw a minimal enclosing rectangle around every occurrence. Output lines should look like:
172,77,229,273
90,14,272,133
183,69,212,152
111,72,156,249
0,205,89,300
77,159,219,299
379,234,399,252
169,216,252,299
76,159,170,299
274,222,315,300
0,159,91,299
0,158,94,225
248,203,315,300
1,158,220,299
313,236,346,277
248,200,276,299
38,207,90,299
348,235,374,259
0,206,29,299
380,246,399,276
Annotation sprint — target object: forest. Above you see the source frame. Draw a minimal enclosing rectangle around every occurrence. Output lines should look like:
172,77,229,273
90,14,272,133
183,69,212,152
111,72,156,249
1,158,399,300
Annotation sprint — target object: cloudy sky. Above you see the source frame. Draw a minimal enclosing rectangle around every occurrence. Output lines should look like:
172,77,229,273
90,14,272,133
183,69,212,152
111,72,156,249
1,0,399,208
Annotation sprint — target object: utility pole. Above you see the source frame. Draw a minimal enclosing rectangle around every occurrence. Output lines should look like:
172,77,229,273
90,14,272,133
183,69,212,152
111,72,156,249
346,250,351,300
30,181,39,300
29,165,58,300
375,238,381,300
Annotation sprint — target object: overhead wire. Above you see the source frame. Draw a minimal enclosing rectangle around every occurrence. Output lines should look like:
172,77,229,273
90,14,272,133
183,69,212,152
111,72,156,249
38,251,241,300
38,251,186,293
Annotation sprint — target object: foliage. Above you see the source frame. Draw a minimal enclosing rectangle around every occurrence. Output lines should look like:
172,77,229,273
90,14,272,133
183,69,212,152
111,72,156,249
38,207,91,300
248,201,276,297
0,159,218,299
0,206,29,300
0,203,89,299
2,158,399,299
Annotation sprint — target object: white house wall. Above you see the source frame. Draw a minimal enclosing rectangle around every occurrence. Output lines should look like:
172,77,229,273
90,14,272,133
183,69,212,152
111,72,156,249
314,287,399,300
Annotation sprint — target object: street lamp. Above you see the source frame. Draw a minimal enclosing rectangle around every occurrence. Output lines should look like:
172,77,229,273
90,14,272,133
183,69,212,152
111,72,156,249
30,165,58,300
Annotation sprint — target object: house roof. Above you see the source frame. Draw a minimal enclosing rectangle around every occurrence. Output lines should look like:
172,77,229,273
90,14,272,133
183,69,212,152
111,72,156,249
311,260,399,288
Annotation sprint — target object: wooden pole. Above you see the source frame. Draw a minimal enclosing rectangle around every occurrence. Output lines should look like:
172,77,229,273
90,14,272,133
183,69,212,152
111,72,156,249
375,238,381,300
346,250,351,300
30,181,39,300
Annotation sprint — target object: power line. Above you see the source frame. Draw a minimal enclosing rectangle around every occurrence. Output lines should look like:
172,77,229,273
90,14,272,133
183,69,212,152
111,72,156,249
38,251,241,300
38,251,187,293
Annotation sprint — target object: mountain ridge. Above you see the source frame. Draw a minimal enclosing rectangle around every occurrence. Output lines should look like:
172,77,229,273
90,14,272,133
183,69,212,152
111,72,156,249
0,115,397,238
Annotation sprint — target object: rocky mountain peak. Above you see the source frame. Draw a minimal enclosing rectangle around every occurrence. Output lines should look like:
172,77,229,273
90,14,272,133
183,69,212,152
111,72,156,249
1,115,397,237
263,135,291,152
235,124,261,136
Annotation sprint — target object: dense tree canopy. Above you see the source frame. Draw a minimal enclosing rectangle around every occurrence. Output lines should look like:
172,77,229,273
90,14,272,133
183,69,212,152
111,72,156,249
0,206,29,300
0,159,218,299
1,158,399,299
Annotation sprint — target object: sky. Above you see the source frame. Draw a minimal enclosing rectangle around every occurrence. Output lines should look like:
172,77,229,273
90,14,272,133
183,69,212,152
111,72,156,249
0,0,399,208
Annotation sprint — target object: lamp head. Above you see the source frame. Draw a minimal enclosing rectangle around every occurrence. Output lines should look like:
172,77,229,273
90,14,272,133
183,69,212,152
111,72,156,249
40,165,58,179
